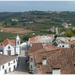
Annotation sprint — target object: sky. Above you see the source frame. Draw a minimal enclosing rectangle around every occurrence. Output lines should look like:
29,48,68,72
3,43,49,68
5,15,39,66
0,1,75,12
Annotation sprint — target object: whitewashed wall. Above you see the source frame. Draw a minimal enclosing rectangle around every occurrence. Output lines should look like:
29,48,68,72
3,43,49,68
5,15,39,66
57,44,70,48
0,58,18,74
30,56,35,74
16,47,20,55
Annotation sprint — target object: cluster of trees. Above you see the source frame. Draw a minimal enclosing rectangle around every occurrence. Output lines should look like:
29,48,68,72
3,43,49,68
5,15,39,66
11,21,17,26
65,29,75,37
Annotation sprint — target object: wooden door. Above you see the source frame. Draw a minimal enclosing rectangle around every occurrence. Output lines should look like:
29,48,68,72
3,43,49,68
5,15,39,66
8,50,11,55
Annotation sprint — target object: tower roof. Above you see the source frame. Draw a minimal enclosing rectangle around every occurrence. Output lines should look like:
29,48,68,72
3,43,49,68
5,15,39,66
16,35,20,40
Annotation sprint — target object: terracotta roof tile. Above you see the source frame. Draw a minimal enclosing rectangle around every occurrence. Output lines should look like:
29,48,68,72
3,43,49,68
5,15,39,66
29,37,37,42
28,43,63,56
33,48,75,74
68,40,75,45
0,39,15,47
29,34,54,43
0,54,18,65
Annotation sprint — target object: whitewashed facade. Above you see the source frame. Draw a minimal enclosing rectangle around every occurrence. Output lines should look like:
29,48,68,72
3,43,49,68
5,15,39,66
0,57,18,74
30,56,35,74
3,44,15,55
0,35,21,56
57,44,70,48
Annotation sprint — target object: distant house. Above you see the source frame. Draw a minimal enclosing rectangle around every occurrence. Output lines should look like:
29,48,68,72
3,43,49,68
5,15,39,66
52,37,75,49
0,54,18,74
25,21,33,24
62,23,72,28
11,19,19,22
50,26,55,32
47,29,50,32
71,27,75,30
47,27,59,34
0,35,21,56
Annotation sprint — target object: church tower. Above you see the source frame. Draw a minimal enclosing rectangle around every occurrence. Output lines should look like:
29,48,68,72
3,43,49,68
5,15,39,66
15,35,20,55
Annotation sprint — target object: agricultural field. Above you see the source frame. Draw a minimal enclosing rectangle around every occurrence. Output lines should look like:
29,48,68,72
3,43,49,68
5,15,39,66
2,27,34,34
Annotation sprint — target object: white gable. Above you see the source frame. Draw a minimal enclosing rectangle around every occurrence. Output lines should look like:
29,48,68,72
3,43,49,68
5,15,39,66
4,44,15,56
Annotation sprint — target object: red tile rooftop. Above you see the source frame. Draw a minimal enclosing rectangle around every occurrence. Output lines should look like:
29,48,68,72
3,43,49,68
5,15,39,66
0,39,15,47
28,43,65,55
33,48,75,74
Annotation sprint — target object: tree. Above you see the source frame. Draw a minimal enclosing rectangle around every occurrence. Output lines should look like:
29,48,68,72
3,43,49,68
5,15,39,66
3,21,7,25
65,29,73,37
72,29,75,34
23,23,26,26
11,21,17,26
54,35,57,39
22,35,30,41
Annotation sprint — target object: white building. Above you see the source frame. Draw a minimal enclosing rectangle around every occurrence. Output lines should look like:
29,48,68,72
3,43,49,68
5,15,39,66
28,34,55,44
0,35,21,56
52,37,75,48
0,54,18,74
11,19,19,22
56,27,58,34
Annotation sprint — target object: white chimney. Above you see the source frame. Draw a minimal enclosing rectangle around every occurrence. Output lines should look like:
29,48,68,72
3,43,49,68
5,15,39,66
30,43,32,47
42,60,47,65
42,56,47,65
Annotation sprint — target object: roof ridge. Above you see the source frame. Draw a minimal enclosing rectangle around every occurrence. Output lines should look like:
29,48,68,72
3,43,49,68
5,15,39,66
42,43,47,51
47,49,60,60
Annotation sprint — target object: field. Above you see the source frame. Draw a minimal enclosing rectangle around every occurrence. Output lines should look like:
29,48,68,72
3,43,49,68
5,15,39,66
2,27,34,34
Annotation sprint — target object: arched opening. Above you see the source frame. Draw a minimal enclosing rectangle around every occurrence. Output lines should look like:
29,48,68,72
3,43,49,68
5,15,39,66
9,68,11,72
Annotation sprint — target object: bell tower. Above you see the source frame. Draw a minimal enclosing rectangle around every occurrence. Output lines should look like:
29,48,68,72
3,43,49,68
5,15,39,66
15,35,20,55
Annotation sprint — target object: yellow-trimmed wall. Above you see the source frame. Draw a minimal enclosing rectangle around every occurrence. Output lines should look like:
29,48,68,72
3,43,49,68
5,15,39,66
29,55,30,71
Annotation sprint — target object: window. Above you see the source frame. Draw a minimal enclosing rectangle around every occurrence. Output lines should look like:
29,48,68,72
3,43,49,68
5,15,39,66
71,45,74,48
14,60,15,63
17,41,19,45
31,65,32,69
8,46,10,49
9,68,11,72
31,58,33,62
8,63,10,66
2,65,4,69
74,63,75,67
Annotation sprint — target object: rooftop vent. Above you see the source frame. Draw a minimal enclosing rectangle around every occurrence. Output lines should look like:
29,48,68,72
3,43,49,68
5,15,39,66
42,56,47,65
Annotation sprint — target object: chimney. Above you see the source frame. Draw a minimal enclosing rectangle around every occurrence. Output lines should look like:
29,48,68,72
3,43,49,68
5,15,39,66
30,43,32,47
42,56,47,65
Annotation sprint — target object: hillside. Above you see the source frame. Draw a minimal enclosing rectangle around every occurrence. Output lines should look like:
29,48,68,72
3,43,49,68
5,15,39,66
0,11,75,42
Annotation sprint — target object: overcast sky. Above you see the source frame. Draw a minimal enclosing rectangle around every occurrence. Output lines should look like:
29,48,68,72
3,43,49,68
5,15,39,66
0,1,75,12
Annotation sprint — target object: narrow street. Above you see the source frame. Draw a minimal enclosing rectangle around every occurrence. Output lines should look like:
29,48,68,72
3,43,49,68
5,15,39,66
8,46,29,74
